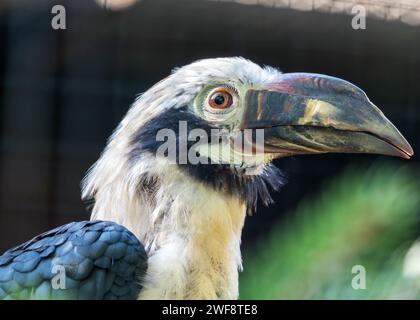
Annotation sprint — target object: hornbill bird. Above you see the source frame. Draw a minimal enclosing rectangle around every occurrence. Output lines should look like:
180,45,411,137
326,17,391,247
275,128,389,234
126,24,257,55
0,58,413,299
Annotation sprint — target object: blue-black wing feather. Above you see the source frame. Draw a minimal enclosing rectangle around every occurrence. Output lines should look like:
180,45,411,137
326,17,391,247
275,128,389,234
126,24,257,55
0,220,147,300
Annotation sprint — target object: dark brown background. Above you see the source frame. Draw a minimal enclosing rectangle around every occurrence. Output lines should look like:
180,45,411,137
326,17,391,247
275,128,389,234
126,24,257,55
0,0,419,252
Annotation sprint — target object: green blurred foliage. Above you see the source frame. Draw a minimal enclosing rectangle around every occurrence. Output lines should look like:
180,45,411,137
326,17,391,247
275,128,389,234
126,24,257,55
240,162,420,299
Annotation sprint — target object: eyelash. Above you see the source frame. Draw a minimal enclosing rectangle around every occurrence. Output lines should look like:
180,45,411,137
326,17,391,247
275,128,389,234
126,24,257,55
221,84,239,96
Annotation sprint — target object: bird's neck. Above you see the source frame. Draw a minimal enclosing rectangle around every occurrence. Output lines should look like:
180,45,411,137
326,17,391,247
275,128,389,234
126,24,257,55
139,179,246,300
90,159,247,299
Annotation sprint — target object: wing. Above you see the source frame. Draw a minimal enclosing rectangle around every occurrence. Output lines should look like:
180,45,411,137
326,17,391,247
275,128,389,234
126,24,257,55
0,220,147,300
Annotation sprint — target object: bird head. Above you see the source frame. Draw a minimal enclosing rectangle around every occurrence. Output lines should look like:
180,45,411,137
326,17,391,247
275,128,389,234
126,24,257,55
83,57,413,215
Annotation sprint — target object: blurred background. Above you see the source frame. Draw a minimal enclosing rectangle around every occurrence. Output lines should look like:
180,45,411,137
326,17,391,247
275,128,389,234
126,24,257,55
0,0,419,299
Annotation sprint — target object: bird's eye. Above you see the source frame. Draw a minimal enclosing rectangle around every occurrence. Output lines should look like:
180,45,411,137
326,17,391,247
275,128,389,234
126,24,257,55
208,89,233,110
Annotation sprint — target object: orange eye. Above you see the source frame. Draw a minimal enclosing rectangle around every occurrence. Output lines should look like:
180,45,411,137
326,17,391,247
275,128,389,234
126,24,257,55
208,89,233,110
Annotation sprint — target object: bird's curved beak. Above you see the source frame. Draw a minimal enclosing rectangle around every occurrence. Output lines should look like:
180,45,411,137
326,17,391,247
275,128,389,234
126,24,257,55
241,73,413,159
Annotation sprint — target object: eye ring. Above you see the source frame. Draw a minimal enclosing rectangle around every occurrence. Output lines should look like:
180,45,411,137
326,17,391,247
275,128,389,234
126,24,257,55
208,88,234,110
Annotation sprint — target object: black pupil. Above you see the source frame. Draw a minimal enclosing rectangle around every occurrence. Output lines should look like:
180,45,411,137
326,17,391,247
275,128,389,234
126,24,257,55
213,95,225,105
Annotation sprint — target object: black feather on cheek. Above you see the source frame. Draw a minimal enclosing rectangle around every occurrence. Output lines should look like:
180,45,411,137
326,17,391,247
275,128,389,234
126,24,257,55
128,106,285,212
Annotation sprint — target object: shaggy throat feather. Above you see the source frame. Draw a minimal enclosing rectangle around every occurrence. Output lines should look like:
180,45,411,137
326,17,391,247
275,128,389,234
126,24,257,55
133,167,249,299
